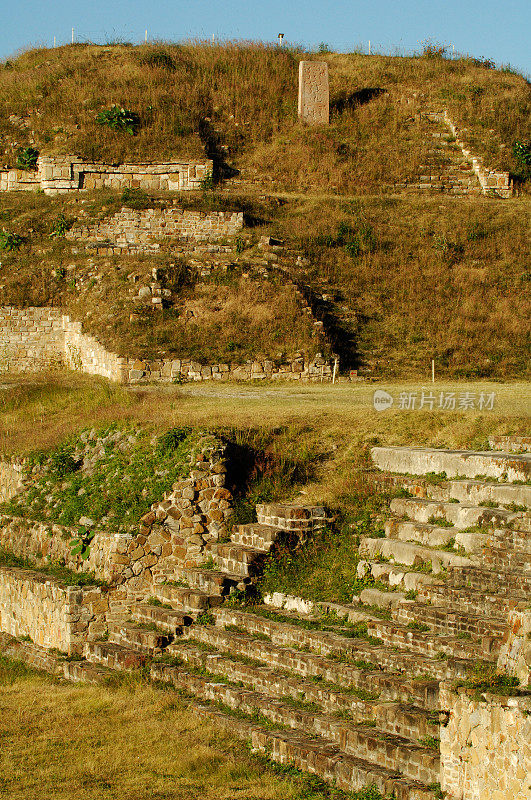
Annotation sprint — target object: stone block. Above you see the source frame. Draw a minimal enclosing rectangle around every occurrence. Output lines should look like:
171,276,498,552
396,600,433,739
298,61,329,125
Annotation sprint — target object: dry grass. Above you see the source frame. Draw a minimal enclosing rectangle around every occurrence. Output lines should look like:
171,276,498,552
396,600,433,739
0,189,528,378
0,657,330,800
0,43,528,378
270,194,531,379
0,43,528,186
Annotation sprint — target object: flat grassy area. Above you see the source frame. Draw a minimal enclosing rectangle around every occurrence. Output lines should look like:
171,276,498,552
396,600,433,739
1,373,528,449
0,656,358,800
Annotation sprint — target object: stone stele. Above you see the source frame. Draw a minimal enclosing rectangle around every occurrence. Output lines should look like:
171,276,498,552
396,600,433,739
298,61,329,125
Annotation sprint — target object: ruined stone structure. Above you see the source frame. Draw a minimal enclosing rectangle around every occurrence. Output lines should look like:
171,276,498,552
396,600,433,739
0,438,529,798
0,155,212,195
298,61,329,125
66,207,244,252
0,307,334,383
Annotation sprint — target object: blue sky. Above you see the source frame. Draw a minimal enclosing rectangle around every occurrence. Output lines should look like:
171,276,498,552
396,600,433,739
0,0,529,76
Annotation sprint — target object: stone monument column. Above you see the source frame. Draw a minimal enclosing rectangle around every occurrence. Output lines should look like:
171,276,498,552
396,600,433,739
298,61,329,125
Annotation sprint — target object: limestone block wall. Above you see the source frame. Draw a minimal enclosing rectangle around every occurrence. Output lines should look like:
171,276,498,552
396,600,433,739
0,515,134,585
0,155,213,196
0,565,109,653
0,306,335,383
497,608,531,687
67,207,244,249
0,461,24,503
0,307,66,373
440,684,531,800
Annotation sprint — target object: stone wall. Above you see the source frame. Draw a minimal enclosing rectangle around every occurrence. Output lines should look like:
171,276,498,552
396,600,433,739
440,683,531,800
0,565,108,653
0,306,335,383
0,461,24,503
67,207,244,251
0,307,66,373
0,435,232,591
124,436,232,591
0,515,134,585
497,608,531,687
0,155,213,196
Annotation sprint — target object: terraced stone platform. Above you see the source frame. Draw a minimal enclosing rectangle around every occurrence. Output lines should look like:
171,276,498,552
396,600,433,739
2,443,529,799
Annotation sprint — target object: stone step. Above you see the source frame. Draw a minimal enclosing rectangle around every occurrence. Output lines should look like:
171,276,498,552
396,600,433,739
489,435,531,453
417,582,525,617
368,472,531,508
174,625,442,707
367,618,501,661
230,523,281,551
392,602,507,641
168,640,439,740
205,542,267,578
192,703,437,800
256,502,330,532
445,565,531,594
447,480,531,508
371,446,531,482
384,518,530,557
151,662,440,785
385,518,462,548
479,547,530,571
130,603,193,633
357,560,439,592
84,640,149,671
61,658,113,684
189,607,473,682
149,582,220,612
359,587,407,609
359,536,474,572
390,497,514,529
108,621,173,654
173,567,247,596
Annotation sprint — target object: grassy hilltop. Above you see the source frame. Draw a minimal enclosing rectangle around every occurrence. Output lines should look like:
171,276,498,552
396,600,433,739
0,42,529,377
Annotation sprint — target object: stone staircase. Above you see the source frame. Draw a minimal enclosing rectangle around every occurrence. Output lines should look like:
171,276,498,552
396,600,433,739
70,442,529,798
396,112,482,195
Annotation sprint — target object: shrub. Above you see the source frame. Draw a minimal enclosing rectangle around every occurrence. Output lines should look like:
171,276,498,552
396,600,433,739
96,105,140,135
49,213,72,238
15,147,39,170
513,141,531,166
0,231,24,251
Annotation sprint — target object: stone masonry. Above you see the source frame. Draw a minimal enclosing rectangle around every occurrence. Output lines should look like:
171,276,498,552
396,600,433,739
66,207,244,252
440,684,531,800
298,61,329,125
0,566,109,653
0,307,335,383
0,155,213,196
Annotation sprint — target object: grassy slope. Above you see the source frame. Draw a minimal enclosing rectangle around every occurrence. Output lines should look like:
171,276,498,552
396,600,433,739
0,43,529,376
